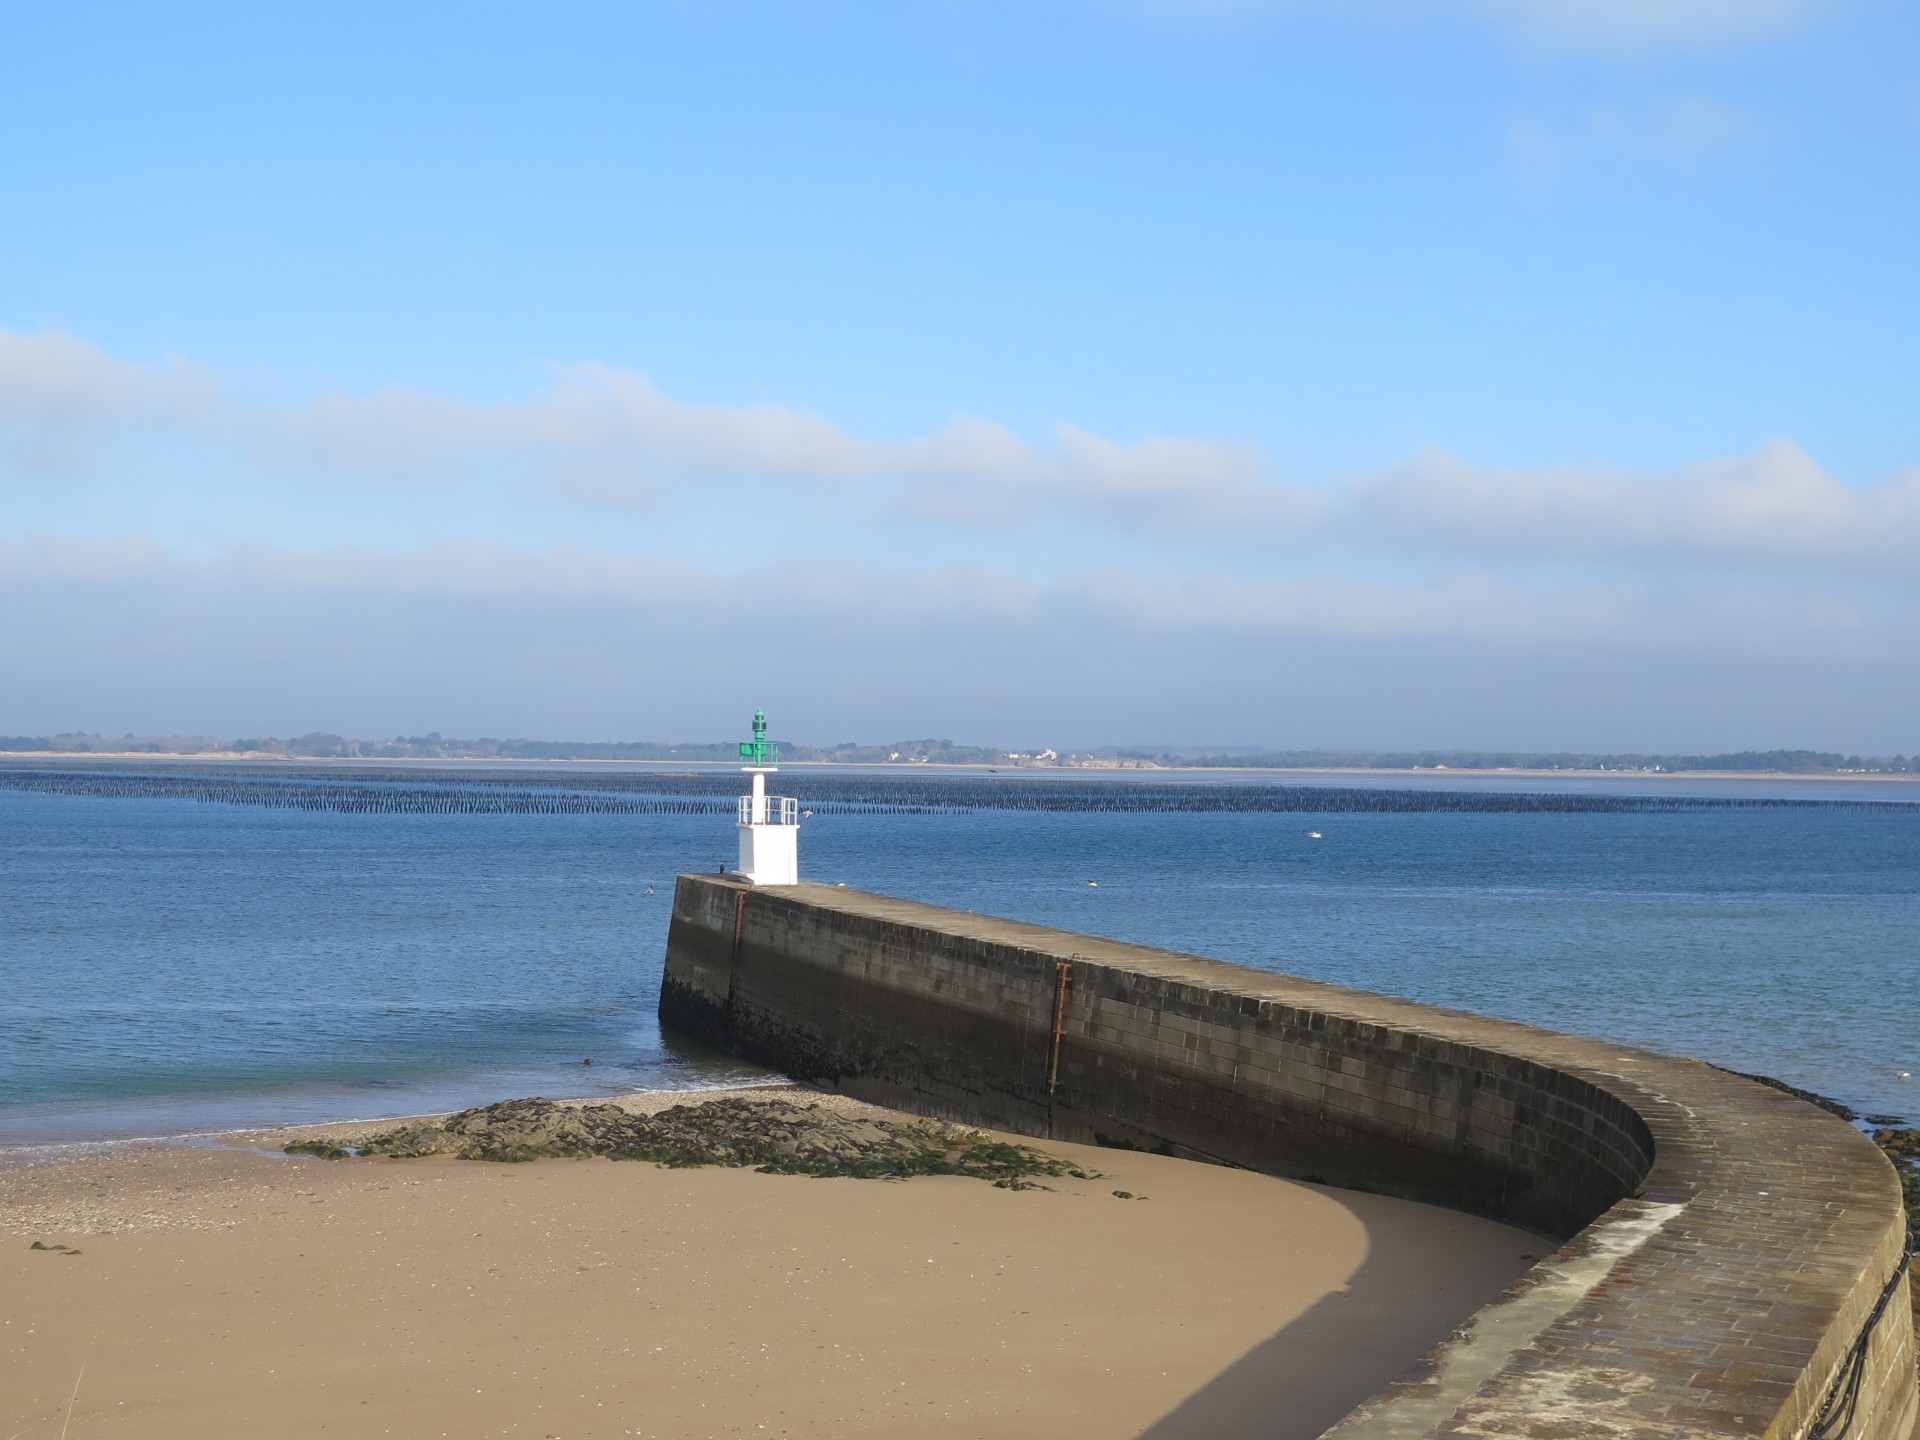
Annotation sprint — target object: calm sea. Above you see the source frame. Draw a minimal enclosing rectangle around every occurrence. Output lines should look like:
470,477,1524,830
3,769,1916,1146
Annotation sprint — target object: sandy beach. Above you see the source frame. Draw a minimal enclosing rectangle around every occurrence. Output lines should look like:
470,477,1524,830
3,1089,1540,1440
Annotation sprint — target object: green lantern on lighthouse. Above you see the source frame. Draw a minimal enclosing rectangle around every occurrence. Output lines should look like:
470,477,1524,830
738,708,778,768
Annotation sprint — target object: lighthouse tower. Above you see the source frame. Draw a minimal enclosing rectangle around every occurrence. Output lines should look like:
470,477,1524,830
735,708,799,885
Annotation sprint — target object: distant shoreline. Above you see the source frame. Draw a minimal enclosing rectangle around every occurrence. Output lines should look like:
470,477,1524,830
4,751,1917,783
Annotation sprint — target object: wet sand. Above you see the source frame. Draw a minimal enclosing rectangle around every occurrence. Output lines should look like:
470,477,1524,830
3,1091,1540,1440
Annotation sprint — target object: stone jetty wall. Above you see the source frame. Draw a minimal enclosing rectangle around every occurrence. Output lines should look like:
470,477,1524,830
661,874,1916,1440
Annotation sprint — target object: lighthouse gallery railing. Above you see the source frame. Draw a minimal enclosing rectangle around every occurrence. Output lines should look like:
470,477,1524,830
737,795,799,826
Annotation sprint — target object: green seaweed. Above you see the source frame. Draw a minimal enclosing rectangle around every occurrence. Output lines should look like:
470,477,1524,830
611,1130,1089,1189
355,1095,1095,1190
284,1140,350,1160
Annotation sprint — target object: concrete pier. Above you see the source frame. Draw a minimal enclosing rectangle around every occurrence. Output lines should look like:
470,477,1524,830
662,873,1916,1440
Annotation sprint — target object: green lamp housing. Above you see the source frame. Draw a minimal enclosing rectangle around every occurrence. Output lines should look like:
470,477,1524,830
738,708,779,767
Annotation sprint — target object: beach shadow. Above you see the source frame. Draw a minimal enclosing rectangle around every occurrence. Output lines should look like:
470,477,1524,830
1133,1188,1534,1440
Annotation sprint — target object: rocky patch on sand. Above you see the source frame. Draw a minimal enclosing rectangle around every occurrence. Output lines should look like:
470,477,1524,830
299,1096,1093,1189
1872,1127,1920,1230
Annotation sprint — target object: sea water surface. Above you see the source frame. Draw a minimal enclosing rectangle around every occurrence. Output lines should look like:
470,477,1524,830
3,770,1917,1145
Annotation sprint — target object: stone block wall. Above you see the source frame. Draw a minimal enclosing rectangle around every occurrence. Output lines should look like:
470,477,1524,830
662,875,1916,1440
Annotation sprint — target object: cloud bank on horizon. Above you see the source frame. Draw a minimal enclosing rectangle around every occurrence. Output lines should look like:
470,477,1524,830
1,1,1913,751
5,327,1914,752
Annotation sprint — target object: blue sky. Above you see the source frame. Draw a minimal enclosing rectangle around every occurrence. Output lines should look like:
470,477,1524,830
2,1,1915,750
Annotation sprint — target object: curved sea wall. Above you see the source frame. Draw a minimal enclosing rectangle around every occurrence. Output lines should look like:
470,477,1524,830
661,874,1915,1440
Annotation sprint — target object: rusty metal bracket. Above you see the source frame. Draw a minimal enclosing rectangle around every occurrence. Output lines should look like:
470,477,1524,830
726,890,748,1023
1047,958,1074,1095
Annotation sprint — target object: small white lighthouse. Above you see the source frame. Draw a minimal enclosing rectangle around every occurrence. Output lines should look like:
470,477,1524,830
735,708,799,885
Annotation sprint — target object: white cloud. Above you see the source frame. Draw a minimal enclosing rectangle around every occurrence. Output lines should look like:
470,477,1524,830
0,328,1275,530
2,532,1908,748
1509,96,1757,187
1471,0,1816,50
0,331,219,428
1113,0,1821,50
267,366,1266,529
0,530,174,584
0,530,1872,651
270,367,928,483
1347,441,1920,573
3,328,1915,584
0,331,221,474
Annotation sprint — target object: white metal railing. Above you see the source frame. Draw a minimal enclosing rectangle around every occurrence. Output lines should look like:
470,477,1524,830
738,794,800,826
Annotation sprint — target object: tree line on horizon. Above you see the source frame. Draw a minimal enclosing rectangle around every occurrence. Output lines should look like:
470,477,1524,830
0,732,1914,774
1116,747,1918,774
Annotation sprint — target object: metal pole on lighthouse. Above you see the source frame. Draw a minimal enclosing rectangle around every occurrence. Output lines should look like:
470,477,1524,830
735,708,799,885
